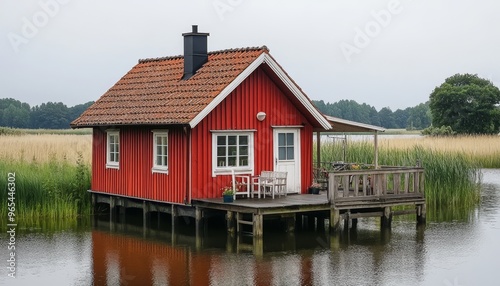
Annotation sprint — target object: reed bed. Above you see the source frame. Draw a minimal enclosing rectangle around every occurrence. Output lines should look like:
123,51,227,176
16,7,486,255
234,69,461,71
380,135,500,168
316,139,482,214
0,134,92,224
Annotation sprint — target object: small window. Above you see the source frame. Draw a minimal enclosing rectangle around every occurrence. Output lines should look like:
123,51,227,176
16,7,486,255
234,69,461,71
212,132,254,176
106,130,119,168
152,131,168,173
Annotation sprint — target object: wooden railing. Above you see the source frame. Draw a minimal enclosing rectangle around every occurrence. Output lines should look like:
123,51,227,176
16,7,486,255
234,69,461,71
327,167,425,205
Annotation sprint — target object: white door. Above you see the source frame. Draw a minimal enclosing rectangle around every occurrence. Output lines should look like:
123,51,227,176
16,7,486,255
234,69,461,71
273,128,301,194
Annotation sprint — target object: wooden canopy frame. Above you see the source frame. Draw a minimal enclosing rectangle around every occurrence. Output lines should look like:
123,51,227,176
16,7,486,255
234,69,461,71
314,115,386,171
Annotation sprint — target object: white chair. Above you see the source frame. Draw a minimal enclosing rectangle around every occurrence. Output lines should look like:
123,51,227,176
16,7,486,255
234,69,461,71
273,171,288,197
251,171,274,198
231,169,250,200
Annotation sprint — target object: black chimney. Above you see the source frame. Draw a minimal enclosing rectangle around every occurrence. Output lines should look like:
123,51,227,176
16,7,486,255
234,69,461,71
182,25,210,80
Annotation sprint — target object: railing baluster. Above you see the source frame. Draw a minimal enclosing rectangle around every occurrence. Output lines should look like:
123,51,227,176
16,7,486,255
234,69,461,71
353,175,359,197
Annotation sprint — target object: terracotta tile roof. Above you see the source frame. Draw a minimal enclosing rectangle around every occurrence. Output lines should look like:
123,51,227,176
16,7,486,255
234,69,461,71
71,46,269,127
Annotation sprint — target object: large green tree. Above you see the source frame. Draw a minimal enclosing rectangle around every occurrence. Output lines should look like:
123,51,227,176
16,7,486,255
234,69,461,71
429,74,500,134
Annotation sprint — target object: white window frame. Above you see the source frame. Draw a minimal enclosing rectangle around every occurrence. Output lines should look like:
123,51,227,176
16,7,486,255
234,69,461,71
152,130,169,174
212,131,254,177
106,130,120,169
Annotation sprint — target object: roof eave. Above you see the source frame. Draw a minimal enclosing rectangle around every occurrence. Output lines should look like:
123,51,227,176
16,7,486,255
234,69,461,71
188,53,332,130
323,115,386,133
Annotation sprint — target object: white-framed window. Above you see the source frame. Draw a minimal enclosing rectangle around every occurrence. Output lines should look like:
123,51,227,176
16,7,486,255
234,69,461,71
212,131,254,176
152,131,168,173
106,130,120,169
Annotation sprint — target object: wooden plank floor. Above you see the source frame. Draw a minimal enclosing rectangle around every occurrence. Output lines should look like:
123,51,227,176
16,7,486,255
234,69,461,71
193,193,331,214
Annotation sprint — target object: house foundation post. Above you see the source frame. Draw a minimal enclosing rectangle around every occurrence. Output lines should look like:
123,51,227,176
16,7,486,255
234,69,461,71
171,205,178,232
195,207,205,237
143,201,150,237
283,214,296,233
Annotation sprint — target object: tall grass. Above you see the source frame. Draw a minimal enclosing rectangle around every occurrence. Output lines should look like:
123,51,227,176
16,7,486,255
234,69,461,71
0,134,91,226
316,139,482,215
380,135,500,168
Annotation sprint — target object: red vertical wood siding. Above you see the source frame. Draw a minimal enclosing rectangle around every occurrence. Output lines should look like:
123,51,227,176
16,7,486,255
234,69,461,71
91,66,314,203
191,67,313,199
92,126,187,203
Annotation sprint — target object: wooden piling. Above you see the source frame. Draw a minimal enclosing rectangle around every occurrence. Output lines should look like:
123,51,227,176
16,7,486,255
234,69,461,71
381,207,392,228
253,214,263,238
330,207,340,232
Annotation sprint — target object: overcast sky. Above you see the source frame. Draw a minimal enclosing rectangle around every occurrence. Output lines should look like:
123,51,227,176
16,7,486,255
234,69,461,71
1,0,499,111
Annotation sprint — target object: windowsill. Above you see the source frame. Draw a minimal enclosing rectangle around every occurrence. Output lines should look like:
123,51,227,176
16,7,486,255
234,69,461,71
213,168,253,177
152,167,169,174
106,164,119,170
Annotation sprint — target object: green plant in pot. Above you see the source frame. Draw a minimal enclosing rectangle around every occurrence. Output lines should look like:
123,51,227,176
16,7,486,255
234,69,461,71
309,182,321,194
221,185,237,203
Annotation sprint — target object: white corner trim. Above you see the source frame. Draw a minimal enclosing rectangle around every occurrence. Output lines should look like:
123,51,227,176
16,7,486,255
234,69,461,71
188,53,332,130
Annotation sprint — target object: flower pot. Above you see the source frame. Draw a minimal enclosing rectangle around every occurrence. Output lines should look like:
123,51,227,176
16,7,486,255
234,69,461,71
308,187,320,195
223,194,234,203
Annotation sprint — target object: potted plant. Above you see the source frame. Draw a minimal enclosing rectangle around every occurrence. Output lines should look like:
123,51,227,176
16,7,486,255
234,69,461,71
221,185,237,203
308,182,321,195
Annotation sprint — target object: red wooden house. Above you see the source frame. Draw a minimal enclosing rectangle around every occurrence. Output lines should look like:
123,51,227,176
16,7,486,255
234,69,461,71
71,26,332,205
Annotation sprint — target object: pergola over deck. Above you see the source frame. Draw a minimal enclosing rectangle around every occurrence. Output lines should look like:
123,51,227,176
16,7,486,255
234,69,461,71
314,115,386,171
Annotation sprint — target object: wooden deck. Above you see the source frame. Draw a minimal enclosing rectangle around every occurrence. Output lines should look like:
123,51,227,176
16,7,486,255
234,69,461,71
92,166,426,239
194,193,330,213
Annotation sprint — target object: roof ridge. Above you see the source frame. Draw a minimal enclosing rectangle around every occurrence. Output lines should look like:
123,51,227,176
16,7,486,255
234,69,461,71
138,46,269,63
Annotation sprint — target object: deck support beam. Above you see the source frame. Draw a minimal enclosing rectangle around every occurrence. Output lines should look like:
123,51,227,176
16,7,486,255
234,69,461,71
226,211,235,234
330,207,340,232
195,207,205,237
417,204,426,225
282,214,296,232
253,214,263,238
381,206,392,228
171,205,178,232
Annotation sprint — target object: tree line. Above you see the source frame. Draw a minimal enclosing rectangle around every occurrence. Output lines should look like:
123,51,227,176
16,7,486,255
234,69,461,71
3,73,499,134
0,98,94,129
312,99,431,130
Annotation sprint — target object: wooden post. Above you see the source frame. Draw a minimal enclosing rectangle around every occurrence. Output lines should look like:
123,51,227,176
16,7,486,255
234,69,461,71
283,214,296,233
109,196,115,222
143,201,149,237
381,207,392,228
374,131,379,169
417,204,426,225
253,213,263,238
316,131,321,175
330,207,340,232
171,205,178,233
226,211,235,234
253,236,264,257
195,207,204,237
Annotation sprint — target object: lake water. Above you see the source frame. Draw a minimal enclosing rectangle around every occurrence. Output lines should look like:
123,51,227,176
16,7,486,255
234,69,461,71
1,169,499,286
